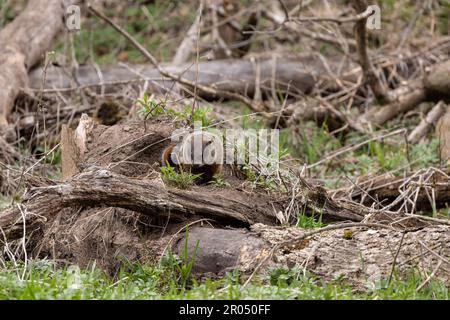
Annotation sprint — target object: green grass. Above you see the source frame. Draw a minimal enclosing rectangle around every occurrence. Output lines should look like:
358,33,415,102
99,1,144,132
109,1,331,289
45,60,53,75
171,105,214,127
210,173,230,188
297,211,325,229
0,260,448,300
137,93,168,118
51,1,195,64
160,164,202,189
137,93,214,127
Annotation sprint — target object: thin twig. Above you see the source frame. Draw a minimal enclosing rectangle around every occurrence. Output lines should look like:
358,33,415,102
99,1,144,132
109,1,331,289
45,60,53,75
388,232,406,285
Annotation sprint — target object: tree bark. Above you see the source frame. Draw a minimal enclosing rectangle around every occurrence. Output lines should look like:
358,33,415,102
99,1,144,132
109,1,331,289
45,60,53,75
362,60,450,126
408,101,446,143
0,166,371,243
351,168,450,213
178,223,450,288
27,58,327,98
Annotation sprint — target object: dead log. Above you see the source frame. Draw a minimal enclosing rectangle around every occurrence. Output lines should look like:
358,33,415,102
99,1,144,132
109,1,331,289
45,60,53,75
0,0,75,128
0,162,373,243
175,224,450,288
27,58,326,98
362,80,427,126
351,168,450,213
408,101,446,144
0,114,368,243
363,60,450,126
61,116,174,178
0,168,278,241
0,116,441,281
424,59,450,99
60,125,80,181
173,227,271,275
60,114,96,180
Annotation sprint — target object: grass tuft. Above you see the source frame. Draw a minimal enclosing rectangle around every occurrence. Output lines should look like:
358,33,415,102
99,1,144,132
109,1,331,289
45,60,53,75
160,164,202,189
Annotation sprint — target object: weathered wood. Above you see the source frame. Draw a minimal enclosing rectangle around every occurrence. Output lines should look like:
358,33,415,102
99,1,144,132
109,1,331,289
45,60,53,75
0,0,74,127
253,223,450,287
363,60,450,126
424,59,450,99
175,224,450,288
0,169,278,241
0,165,371,243
352,168,450,212
27,58,325,98
60,125,79,181
60,114,96,180
174,227,270,275
408,101,446,143
363,80,426,126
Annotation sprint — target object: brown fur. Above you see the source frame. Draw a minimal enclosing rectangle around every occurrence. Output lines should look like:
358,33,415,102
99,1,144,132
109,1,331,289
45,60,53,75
161,132,223,184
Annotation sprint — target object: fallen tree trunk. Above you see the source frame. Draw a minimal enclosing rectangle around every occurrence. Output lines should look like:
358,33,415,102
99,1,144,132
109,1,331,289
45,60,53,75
177,223,450,288
350,167,450,213
0,165,370,243
27,57,332,98
363,60,450,126
0,169,277,241
0,115,368,244
0,0,75,128
424,59,450,99
1,116,444,283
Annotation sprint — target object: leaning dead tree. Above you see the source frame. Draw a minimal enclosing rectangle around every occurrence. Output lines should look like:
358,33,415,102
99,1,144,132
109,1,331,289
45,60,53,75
0,0,75,130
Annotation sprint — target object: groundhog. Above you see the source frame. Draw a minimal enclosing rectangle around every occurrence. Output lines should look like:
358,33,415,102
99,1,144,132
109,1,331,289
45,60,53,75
161,131,223,183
